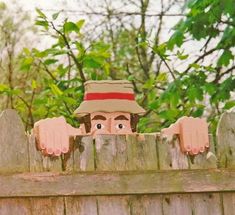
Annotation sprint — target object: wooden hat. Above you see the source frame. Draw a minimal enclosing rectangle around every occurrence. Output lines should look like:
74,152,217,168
74,80,146,117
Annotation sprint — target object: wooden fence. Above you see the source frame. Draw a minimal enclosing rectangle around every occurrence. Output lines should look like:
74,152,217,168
0,109,234,215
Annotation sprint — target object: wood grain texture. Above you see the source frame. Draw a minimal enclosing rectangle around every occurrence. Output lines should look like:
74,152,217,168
0,198,31,215
158,136,189,170
222,193,235,215
129,195,163,215
0,197,64,215
73,136,95,171
95,134,127,171
0,169,234,197
191,193,222,215
126,134,158,170
65,196,97,215
29,197,64,215
0,109,29,173
217,112,235,168
162,194,193,215
97,196,130,215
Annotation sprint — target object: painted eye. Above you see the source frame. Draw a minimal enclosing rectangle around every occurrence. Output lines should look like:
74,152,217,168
95,123,104,129
116,124,125,129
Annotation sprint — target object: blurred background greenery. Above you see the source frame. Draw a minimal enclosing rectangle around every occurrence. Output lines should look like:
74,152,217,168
0,0,234,135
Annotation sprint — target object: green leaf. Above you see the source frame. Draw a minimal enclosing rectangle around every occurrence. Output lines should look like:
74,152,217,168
168,31,184,50
192,106,204,117
49,84,63,96
217,49,233,66
0,84,8,92
62,97,77,105
156,73,167,82
159,109,179,120
20,57,34,71
52,12,60,20
204,82,216,95
44,59,58,65
35,20,49,28
63,22,80,33
224,100,235,110
83,56,102,68
31,80,37,89
187,86,203,102
189,63,201,69
36,8,47,19
177,50,189,60
76,19,85,29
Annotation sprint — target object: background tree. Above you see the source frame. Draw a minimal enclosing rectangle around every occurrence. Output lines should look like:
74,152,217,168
0,0,234,135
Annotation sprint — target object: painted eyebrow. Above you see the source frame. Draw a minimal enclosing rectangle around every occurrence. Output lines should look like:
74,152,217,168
114,115,129,120
92,115,107,120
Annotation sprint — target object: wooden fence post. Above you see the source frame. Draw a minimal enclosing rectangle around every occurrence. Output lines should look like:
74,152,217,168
0,109,29,173
217,111,235,215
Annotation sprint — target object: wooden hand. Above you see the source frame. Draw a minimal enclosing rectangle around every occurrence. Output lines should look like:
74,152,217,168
33,116,82,156
161,116,209,155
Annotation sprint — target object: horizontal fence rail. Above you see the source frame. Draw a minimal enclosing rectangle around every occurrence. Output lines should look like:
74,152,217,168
0,169,235,197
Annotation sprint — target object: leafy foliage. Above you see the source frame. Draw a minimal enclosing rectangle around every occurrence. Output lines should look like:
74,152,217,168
0,0,234,134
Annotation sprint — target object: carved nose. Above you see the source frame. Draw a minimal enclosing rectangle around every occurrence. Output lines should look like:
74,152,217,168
107,118,112,133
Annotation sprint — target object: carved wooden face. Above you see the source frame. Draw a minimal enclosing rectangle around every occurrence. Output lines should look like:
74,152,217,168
90,112,133,135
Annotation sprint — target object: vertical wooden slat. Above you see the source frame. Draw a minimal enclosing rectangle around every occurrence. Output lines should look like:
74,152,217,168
158,136,191,213
162,194,193,215
95,134,128,171
64,196,98,215
73,136,95,171
158,136,189,170
0,109,29,173
130,195,163,215
29,197,64,215
0,198,31,215
191,193,222,215
64,136,95,214
126,134,158,170
97,196,130,215
217,112,235,168
222,193,235,215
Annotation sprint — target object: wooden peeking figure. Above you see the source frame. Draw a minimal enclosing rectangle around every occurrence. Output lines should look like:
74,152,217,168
34,80,209,156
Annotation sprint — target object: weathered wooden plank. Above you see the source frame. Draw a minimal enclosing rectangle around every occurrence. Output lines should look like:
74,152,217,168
162,194,193,215
0,198,31,215
65,196,97,215
129,195,163,215
95,134,128,171
222,193,235,215
29,197,64,215
126,134,158,170
217,112,235,168
73,136,95,171
95,134,158,171
0,169,234,197
158,134,218,215
158,136,189,170
191,193,222,215
0,109,29,173
97,196,130,215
